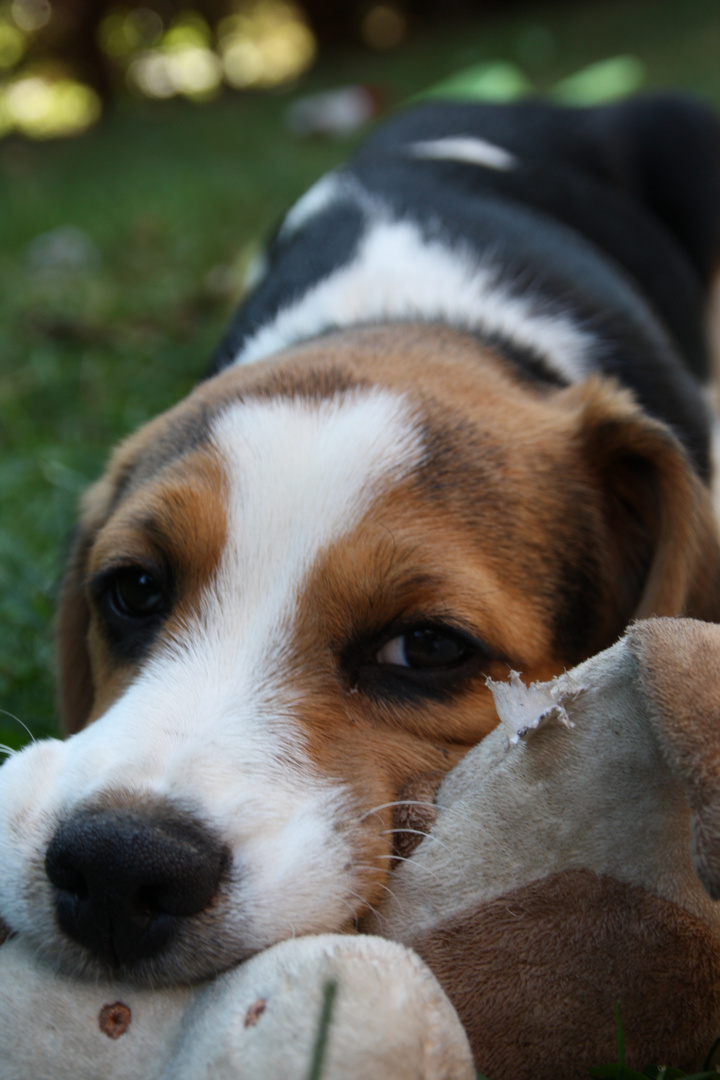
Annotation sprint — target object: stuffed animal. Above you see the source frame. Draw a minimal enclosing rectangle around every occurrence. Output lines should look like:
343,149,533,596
2,616,720,1080
0,931,474,1080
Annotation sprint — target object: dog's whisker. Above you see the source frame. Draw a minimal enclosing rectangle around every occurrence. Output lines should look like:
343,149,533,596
380,827,434,838
337,896,362,925
350,865,403,906
378,827,457,864
345,888,382,925
370,879,401,905
379,825,451,849
0,745,16,758
373,853,445,882
358,799,443,824
324,881,371,927
0,710,36,745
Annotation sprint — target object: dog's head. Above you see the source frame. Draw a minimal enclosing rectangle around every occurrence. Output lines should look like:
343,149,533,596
2,325,719,984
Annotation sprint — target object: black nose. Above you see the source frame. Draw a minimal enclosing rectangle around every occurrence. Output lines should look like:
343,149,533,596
45,805,228,968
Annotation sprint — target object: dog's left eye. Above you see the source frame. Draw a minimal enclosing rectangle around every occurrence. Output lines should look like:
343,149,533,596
375,627,473,670
96,566,170,623
110,568,166,618
91,564,172,661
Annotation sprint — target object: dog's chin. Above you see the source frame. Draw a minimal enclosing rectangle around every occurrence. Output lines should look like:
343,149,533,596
36,919,264,988
31,897,361,988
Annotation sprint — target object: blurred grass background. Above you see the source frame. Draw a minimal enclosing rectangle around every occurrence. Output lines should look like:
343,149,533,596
2,0,720,749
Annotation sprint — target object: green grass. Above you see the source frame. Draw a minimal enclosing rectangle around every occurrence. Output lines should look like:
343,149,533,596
2,0,720,748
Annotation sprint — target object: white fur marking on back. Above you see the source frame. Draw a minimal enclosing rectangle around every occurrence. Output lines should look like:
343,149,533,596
243,250,269,291
279,172,348,239
234,217,593,382
407,136,516,171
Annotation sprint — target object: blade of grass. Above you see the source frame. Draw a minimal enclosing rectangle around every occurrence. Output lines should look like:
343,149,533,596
703,1035,720,1072
305,979,337,1080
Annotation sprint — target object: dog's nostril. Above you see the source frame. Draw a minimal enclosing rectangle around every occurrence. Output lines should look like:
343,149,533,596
45,805,228,969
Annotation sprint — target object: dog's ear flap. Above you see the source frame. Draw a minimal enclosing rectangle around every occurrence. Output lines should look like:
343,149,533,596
55,475,116,736
628,617,720,899
56,526,96,736
572,379,720,636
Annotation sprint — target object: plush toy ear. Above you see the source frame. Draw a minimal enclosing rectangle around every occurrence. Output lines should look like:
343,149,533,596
573,379,720,639
628,617,720,900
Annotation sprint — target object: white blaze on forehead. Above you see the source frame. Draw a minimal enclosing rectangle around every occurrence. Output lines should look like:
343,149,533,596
208,387,423,635
138,386,425,803
101,386,424,752
139,388,423,940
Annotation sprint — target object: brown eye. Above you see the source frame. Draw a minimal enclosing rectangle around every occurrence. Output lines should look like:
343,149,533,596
376,627,472,670
107,568,166,620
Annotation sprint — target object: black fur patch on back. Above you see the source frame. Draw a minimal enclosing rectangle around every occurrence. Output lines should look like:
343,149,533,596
206,95,720,481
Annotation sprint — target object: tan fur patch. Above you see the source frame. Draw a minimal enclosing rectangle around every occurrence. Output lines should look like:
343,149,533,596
64,438,228,729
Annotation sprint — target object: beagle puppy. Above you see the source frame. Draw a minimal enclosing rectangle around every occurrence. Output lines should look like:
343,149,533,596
2,93,720,986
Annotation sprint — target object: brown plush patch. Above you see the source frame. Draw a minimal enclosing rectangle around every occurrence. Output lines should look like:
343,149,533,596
98,1001,132,1039
244,998,267,1027
629,618,720,899
410,868,720,1080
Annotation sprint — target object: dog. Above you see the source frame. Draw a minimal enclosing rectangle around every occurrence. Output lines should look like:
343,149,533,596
2,92,720,987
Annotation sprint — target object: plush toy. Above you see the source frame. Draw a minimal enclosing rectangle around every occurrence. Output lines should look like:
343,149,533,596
2,616,720,1080
0,932,474,1080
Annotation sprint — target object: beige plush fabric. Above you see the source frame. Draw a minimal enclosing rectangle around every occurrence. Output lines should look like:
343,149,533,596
371,636,720,936
4,619,720,1079
166,935,474,1080
0,936,188,1080
368,621,720,1076
0,933,473,1080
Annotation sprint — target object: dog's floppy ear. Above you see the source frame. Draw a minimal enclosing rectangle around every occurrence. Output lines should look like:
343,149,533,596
56,477,115,736
571,378,720,638
628,617,720,900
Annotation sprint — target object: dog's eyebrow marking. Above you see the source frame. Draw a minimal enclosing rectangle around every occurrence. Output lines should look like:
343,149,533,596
406,136,517,171
108,406,215,515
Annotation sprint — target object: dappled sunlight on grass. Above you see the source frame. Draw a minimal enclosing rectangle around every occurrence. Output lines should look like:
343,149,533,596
0,0,317,138
0,76,101,138
218,2,316,89
109,1,316,100
0,0,100,139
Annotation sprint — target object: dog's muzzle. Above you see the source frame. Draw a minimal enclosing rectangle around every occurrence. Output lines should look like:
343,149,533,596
44,803,228,968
